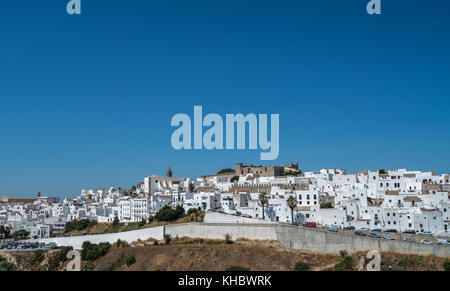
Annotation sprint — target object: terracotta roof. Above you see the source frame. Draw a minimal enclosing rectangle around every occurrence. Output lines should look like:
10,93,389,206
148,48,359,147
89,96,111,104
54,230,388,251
404,196,421,202
295,206,311,211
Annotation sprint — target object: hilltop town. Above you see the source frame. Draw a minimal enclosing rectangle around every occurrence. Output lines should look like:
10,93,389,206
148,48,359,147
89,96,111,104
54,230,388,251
1,163,450,242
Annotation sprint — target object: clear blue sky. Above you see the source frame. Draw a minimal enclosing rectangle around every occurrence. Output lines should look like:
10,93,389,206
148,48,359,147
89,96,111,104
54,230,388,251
1,0,449,198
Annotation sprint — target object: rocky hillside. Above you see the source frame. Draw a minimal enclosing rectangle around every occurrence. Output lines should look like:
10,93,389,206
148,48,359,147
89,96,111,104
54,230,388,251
2,238,449,271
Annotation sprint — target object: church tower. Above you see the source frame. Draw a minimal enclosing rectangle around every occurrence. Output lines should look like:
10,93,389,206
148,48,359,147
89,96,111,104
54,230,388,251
166,167,173,177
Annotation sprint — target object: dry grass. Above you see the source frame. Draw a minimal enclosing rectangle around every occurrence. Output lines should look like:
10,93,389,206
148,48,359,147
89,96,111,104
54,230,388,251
93,240,339,271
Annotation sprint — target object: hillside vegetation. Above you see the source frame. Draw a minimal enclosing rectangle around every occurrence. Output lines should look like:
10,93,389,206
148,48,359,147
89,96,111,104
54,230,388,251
59,208,204,237
3,237,449,271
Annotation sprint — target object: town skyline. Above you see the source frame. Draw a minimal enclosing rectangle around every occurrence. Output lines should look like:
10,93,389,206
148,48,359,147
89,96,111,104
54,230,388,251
1,1,450,199
2,163,449,199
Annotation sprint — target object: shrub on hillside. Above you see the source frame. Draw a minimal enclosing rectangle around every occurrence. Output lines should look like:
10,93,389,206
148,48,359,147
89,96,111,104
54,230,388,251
294,261,309,271
64,219,96,233
0,256,17,271
164,234,172,245
126,255,136,267
225,233,233,244
335,250,354,271
187,208,199,215
81,241,111,261
81,261,94,271
138,218,146,228
57,246,74,262
30,250,45,265
115,239,130,248
444,261,450,271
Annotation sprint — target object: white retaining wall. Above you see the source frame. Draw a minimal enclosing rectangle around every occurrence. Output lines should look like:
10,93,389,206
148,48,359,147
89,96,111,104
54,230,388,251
203,212,276,225
27,226,164,250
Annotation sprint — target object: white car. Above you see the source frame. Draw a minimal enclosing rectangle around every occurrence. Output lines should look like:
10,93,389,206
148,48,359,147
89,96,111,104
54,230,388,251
437,239,450,245
420,239,433,245
419,231,433,236
383,235,394,240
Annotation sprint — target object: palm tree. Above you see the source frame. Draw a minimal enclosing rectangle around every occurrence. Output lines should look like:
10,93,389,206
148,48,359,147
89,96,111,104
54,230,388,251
287,196,298,223
259,192,269,220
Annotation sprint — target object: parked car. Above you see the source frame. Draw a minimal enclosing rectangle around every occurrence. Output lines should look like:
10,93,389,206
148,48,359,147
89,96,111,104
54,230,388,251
402,230,416,234
383,235,394,240
368,232,381,239
383,229,397,233
437,238,450,245
420,239,433,245
360,227,370,231
328,227,339,232
354,231,366,236
343,226,355,230
419,231,433,236
403,238,415,243
371,228,382,232
304,222,317,228
290,222,300,226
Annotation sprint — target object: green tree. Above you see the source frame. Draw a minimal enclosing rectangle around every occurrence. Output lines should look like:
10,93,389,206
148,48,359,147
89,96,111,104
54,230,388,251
164,234,172,245
155,205,185,221
320,202,333,209
259,192,269,220
286,196,298,223
12,229,30,240
76,219,90,231
189,183,195,193
225,233,233,244
217,168,234,174
230,176,239,183
0,225,11,239
81,241,111,261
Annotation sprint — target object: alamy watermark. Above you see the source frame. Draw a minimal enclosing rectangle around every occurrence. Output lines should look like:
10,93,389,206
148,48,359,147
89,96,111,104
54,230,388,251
66,0,81,15
170,106,279,160
65,1,381,15
366,0,381,15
